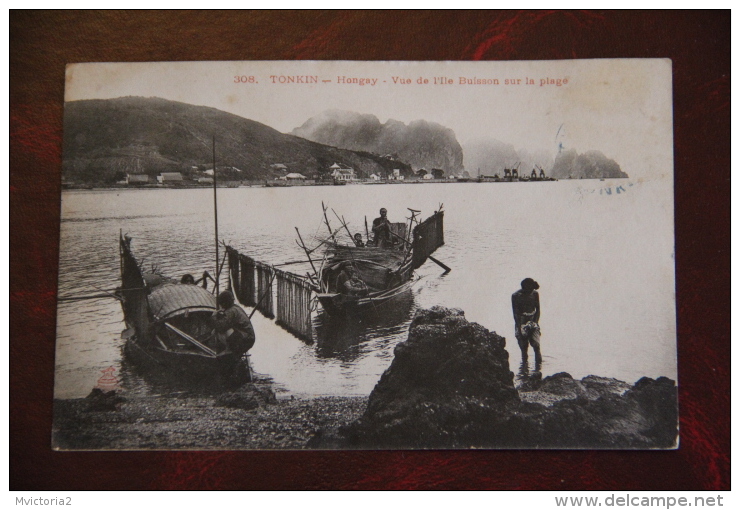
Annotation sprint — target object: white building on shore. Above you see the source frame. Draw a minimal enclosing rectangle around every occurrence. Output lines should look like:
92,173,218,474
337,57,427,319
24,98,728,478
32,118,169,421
329,163,356,182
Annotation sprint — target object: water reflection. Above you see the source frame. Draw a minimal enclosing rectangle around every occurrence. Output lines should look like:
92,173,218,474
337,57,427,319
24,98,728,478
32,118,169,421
313,290,416,361
118,348,252,398
56,183,677,399
516,358,543,389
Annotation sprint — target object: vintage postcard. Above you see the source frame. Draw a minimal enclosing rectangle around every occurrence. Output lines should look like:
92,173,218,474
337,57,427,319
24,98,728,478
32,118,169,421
53,60,677,450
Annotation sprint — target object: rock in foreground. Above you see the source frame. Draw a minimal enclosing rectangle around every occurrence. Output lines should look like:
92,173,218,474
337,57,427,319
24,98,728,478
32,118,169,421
342,307,677,449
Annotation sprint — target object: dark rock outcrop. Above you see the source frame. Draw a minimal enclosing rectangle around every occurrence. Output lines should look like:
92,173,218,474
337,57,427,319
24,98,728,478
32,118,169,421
342,307,677,449
344,306,519,448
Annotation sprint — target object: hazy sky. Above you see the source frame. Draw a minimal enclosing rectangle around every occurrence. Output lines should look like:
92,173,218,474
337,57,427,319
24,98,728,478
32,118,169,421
66,60,673,180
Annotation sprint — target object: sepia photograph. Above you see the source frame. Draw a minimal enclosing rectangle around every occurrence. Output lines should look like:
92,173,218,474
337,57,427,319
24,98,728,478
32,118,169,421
52,59,678,450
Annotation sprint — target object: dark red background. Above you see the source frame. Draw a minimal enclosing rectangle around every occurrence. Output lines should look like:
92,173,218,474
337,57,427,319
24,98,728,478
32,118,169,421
10,11,730,490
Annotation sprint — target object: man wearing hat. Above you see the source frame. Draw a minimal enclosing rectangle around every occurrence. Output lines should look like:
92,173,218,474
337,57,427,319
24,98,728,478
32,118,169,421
212,291,255,356
371,207,393,248
512,278,542,364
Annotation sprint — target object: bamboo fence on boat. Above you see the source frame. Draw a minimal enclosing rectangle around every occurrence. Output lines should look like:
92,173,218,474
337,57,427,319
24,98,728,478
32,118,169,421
227,247,240,295
275,269,314,341
239,255,256,307
254,261,275,319
226,247,260,308
226,245,315,340
411,211,445,269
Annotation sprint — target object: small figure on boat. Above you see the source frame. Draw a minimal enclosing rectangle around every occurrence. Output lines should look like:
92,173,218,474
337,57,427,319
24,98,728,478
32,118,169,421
211,291,256,356
512,278,542,365
180,272,213,288
372,208,393,248
353,233,365,247
181,271,215,289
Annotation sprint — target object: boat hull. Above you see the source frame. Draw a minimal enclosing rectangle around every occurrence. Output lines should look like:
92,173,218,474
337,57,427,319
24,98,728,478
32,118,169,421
118,234,250,382
123,335,249,382
317,279,414,316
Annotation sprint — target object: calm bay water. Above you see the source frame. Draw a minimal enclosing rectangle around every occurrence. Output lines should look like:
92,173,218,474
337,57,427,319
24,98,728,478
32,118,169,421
55,180,677,399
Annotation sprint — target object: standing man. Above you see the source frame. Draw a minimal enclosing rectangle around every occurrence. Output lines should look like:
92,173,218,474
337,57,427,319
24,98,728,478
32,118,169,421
512,278,542,364
212,291,255,356
372,207,393,248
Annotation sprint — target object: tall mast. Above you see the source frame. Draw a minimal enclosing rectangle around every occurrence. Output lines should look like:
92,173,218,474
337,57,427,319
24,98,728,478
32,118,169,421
213,135,220,296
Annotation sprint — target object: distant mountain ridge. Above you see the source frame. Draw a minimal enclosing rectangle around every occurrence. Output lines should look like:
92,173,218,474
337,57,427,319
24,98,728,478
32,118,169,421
462,138,626,180
549,149,628,180
291,110,464,174
462,139,554,177
62,97,412,184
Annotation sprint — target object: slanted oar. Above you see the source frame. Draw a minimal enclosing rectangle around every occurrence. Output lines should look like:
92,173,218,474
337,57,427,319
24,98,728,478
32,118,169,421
428,255,451,273
164,322,217,357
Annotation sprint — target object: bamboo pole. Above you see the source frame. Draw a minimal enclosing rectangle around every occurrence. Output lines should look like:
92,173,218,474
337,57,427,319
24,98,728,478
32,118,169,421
295,227,318,276
58,294,120,302
332,208,354,242
307,226,345,254
214,249,227,294
213,136,220,297
321,201,337,245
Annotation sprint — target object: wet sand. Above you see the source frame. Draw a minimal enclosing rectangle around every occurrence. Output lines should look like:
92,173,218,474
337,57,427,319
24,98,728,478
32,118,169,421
53,391,368,450
52,377,631,450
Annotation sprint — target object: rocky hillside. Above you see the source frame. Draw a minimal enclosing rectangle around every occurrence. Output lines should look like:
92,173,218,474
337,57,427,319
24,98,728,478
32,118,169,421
62,97,412,184
291,110,464,175
550,149,628,179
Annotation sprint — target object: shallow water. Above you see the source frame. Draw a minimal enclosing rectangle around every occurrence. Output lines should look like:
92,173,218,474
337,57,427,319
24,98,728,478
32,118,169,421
55,179,677,399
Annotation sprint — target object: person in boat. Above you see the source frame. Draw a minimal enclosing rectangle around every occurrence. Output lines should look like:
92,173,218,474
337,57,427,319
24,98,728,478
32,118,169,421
336,263,368,297
372,208,393,248
353,233,365,247
180,273,196,284
512,278,542,364
181,271,214,288
211,291,255,356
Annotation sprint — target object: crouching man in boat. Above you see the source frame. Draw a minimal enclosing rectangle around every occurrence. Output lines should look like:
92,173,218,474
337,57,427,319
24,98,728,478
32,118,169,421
337,264,368,297
211,291,255,356
512,278,542,365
